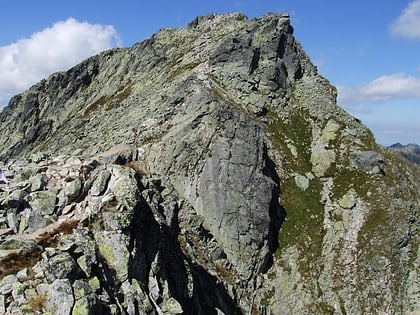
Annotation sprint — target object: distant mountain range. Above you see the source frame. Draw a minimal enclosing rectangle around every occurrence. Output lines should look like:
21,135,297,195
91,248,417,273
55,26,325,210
389,143,420,166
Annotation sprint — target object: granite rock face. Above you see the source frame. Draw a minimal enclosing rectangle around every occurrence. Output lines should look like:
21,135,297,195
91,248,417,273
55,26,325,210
0,12,419,314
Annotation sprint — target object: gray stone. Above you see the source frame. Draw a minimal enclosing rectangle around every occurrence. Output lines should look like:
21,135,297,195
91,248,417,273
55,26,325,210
350,151,385,174
29,191,57,215
29,173,47,191
0,294,5,314
47,252,82,281
90,169,110,196
0,274,18,294
16,268,29,281
295,174,309,191
6,190,27,210
44,279,74,315
63,177,82,204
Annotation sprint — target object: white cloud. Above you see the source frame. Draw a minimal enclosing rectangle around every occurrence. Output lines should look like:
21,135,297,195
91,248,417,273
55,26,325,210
390,0,420,40
0,18,121,107
361,73,420,100
338,73,420,107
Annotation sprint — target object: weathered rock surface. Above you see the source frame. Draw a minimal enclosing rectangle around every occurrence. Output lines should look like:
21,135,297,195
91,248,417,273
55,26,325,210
0,12,419,314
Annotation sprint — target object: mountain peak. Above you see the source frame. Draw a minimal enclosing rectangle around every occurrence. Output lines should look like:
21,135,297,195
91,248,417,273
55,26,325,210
0,13,419,314
389,142,420,166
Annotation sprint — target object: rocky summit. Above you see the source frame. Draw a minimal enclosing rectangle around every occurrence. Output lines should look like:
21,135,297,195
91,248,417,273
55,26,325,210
0,12,419,315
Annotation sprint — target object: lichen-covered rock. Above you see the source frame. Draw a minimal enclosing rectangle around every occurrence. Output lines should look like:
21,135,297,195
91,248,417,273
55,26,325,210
63,177,82,204
46,251,82,281
29,191,57,216
29,173,47,191
72,279,102,315
95,231,130,283
43,279,74,315
338,188,358,209
0,274,18,295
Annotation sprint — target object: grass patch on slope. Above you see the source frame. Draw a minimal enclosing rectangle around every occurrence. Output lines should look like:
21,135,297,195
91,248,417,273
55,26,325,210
277,177,325,269
266,109,325,275
266,109,312,173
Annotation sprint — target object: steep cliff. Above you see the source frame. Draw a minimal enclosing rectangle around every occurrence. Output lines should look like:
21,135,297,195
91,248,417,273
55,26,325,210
0,13,419,314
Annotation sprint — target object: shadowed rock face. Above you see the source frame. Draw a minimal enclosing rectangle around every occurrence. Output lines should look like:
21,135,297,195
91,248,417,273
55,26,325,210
0,12,419,315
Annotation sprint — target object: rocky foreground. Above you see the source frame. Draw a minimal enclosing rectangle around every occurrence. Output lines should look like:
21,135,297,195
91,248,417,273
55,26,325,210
0,13,419,314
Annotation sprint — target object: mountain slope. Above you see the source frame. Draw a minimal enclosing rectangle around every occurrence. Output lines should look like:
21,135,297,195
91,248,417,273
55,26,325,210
0,13,419,314
389,143,420,166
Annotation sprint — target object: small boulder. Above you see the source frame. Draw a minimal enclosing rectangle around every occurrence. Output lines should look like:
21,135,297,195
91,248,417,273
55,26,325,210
43,279,74,315
350,151,385,174
29,173,47,191
29,191,57,216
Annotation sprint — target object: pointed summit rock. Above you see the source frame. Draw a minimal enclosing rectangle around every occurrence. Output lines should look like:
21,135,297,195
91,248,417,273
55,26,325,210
0,13,419,314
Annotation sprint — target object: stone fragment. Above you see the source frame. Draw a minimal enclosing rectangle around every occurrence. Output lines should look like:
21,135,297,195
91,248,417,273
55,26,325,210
6,189,27,210
6,209,18,233
16,268,29,281
338,189,358,209
161,297,184,314
287,143,298,158
63,177,82,204
29,191,57,215
95,231,129,283
18,208,31,233
90,169,110,196
350,151,385,174
29,173,47,191
0,274,18,295
295,174,309,191
47,252,82,281
44,279,74,315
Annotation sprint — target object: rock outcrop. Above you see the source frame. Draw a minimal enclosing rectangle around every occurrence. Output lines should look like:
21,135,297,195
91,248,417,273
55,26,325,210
0,12,419,314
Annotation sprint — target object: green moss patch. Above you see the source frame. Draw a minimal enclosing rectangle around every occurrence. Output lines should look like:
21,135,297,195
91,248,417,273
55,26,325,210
265,109,325,275
83,85,133,117
266,110,313,173
276,176,325,274
332,167,372,199
168,61,201,80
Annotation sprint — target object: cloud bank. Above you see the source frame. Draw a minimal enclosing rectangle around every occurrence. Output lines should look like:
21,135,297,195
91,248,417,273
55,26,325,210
338,73,420,108
390,0,420,40
0,18,121,107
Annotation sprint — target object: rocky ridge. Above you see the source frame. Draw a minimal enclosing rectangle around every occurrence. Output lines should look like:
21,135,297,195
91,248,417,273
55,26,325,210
389,143,420,166
0,12,419,314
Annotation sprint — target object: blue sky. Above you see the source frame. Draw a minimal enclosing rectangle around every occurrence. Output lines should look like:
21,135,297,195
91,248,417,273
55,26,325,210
1,1,419,146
